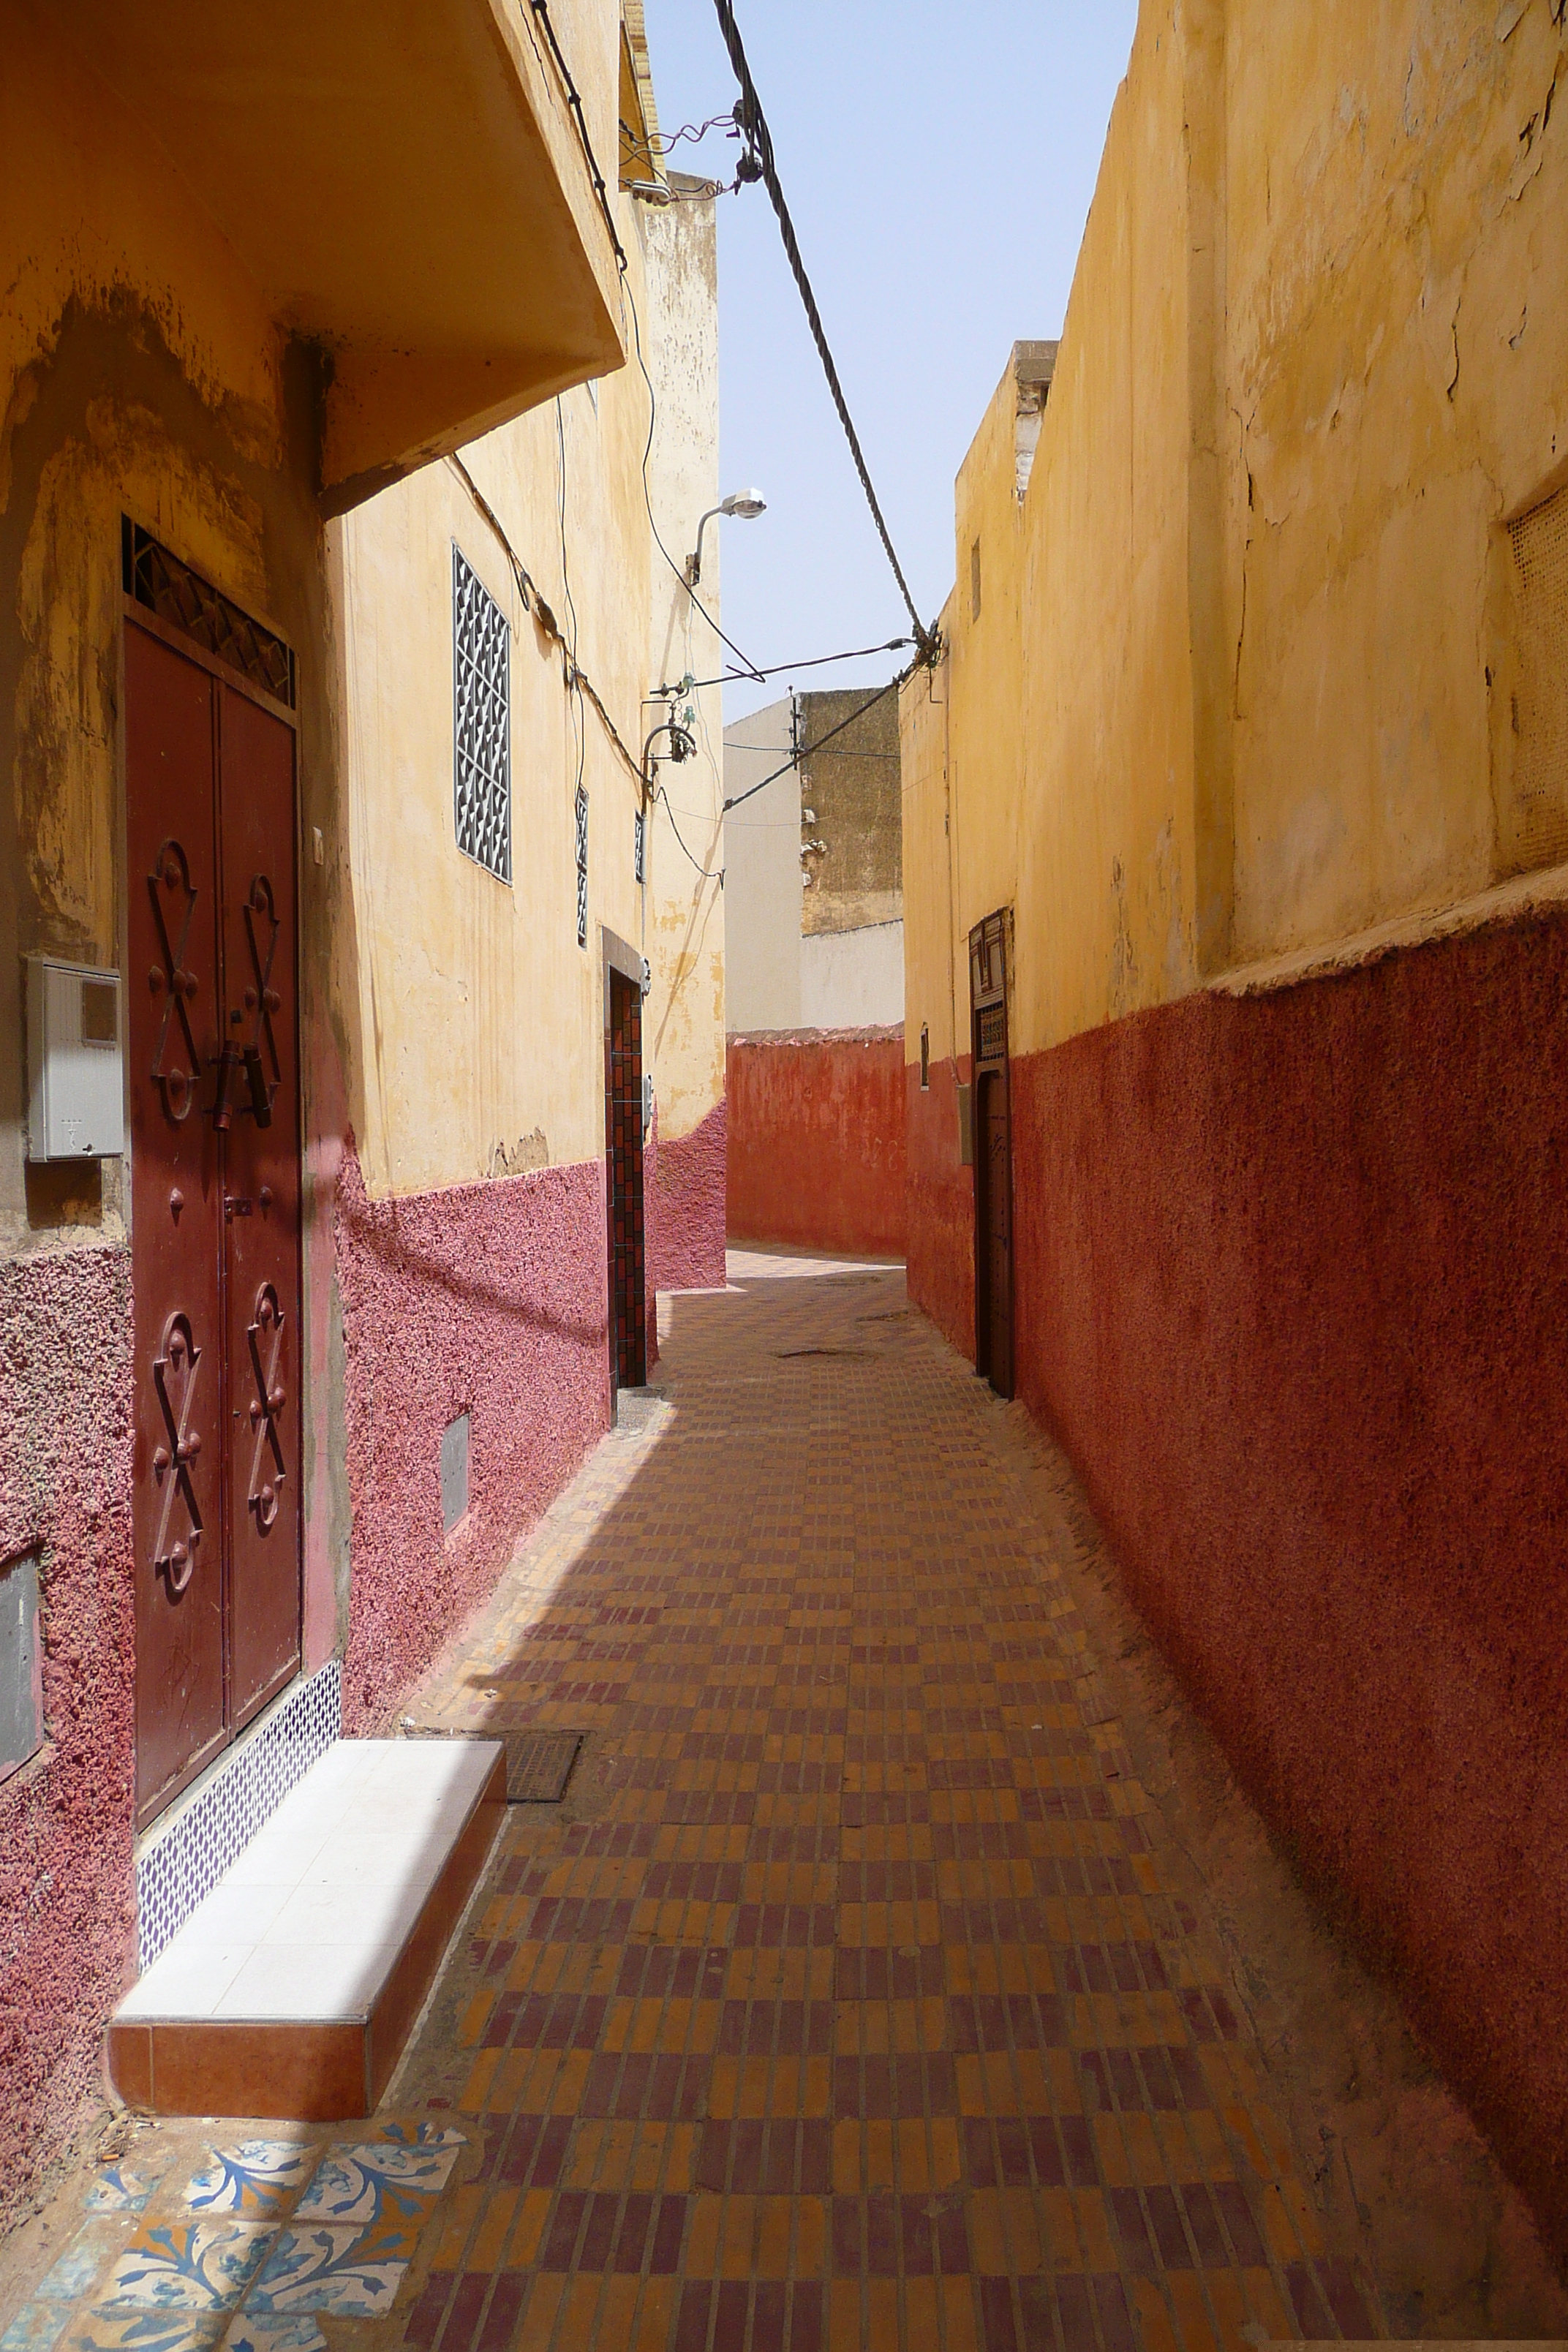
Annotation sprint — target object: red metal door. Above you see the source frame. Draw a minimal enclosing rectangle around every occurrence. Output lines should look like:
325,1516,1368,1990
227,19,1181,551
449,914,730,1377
606,970,646,1390
126,619,301,1828
978,1069,1013,1398
217,685,302,1729
969,909,1013,1401
127,626,227,1819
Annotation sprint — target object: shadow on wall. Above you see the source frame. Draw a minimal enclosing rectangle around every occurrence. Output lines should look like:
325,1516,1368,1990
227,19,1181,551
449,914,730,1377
333,1145,610,1732
726,1030,905,1258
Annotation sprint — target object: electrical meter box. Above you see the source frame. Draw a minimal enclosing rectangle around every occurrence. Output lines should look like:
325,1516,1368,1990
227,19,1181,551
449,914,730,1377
26,957,124,1161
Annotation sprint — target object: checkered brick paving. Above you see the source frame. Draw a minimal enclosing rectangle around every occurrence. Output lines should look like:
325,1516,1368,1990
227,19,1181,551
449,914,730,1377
392,1251,1384,2350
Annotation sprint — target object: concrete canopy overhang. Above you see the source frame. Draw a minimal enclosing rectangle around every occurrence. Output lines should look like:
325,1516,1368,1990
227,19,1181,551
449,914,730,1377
50,0,627,511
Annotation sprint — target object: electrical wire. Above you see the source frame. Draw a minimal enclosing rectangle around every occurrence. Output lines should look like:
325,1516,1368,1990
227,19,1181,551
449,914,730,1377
710,0,939,662
647,110,736,154
526,0,774,693
722,668,906,813
656,782,723,881
555,399,587,802
621,268,766,684
657,635,913,696
526,0,627,269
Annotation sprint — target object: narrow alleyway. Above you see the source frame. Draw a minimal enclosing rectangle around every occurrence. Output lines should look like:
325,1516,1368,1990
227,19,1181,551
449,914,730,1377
388,1250,1381,2350
10,1253,1568,2352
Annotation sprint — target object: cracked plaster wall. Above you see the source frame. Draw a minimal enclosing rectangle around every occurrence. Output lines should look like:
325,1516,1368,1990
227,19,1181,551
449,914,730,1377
905,0,1568,1060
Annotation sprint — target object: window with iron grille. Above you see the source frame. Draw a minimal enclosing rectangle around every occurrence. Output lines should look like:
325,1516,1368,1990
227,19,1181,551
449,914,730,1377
452,546,511,883
576,784,589,948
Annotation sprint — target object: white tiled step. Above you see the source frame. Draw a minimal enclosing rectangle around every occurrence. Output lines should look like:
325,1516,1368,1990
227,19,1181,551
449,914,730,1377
108,1738,505,2119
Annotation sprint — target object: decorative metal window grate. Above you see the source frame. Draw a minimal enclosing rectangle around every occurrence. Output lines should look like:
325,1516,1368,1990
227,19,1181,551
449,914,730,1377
633,807,646,885
976,1000,1007,1064
453,546,511,882
576,784,589,947
122,519,295,707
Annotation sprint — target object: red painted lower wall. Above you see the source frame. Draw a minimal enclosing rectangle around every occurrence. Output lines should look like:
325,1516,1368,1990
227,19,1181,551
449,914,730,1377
995,905,1568,2249
726,1030,907,1257
905,1055,974,1361
0,1241,135,2220
335,1146,610,1727
647,1096,727,1294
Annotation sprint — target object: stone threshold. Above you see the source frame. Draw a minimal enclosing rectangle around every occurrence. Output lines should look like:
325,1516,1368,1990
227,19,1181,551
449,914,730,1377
108,1736,504,2120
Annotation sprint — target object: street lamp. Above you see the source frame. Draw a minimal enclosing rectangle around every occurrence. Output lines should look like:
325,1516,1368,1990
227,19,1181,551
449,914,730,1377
686,489,766,586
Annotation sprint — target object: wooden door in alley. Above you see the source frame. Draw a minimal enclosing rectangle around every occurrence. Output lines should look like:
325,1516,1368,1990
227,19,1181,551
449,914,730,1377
606,965,647,1392
970,909,1014,1399
124,546,302,1831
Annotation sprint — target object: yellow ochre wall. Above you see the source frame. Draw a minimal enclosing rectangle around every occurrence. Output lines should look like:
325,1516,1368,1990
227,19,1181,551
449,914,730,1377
904,0,1568,1066
332,173,723,1199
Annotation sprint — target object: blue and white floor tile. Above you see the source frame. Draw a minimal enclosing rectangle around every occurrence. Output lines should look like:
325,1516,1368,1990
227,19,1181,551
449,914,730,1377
218,2318,325,2352
293,2127,464,2225
181,2150,313,2221
99,2228,272,2315
241,2222,420,2321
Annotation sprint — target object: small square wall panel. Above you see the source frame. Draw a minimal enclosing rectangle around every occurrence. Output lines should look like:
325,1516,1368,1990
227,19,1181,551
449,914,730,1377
26,957,124,1159
0,1552,43,1781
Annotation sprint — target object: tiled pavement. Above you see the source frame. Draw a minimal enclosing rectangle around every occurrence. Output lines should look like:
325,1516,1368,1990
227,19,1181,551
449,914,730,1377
4,1251,1384,2352
390,1251,1384,2348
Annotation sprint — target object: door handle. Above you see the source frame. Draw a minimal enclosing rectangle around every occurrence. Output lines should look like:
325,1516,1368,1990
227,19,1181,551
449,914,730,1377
243,1047,273,1128
211,1041,240,1130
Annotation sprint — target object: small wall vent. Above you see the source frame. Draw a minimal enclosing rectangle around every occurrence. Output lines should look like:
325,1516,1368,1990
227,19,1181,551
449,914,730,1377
440,1412,471,1533
0,1553,42,1782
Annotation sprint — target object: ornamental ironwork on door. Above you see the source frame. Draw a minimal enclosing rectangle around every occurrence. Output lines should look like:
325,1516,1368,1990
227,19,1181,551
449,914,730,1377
124,546,302,1832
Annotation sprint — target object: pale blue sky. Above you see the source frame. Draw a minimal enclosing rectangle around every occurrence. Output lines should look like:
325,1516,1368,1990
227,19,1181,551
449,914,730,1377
638,1,1138,720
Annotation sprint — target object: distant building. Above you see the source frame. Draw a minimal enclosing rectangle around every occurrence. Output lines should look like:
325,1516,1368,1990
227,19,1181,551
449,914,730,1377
723,689,905,1255
725,690,904,1031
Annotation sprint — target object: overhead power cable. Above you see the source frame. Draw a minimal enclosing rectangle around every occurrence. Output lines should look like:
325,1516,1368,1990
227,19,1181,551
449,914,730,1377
709,0,938,662
723,668,906,815
527,0,771,687
655,782,724,881
657,636,913,697
527,0,628,271
622,275,768,682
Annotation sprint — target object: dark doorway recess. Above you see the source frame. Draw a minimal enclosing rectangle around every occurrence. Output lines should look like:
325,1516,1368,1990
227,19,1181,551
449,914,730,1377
124,560,303,1832
603,933,647,1394
970,908,1014,1400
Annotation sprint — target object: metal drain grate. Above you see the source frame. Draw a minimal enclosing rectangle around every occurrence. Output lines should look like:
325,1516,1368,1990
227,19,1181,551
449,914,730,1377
502,1730,584,1803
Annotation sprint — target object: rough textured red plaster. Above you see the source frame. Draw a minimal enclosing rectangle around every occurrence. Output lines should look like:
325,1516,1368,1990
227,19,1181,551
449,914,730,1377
647,1096,727,1293
1001,906,1568,2252
726,1030,907,1256
905,1054,973,1360
335,1146,609,1727
0,1240,135,2227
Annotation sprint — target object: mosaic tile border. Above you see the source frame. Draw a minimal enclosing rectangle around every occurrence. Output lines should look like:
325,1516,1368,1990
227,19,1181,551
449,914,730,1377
135,1662,342,1970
